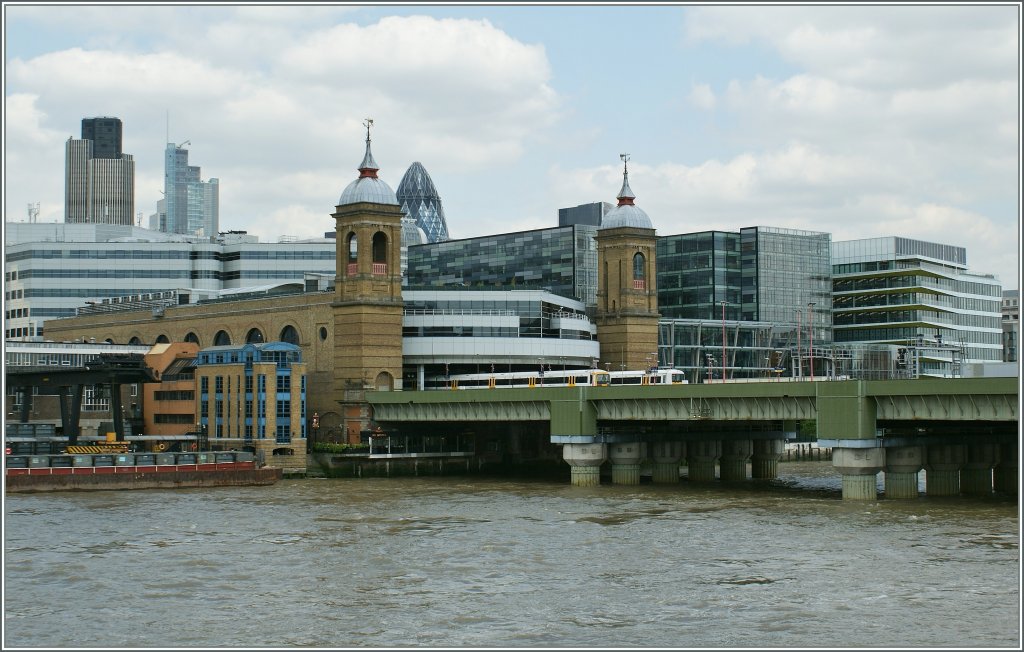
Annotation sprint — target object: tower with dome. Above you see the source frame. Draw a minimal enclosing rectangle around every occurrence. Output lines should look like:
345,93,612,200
331,119,405,439
594,154,661,373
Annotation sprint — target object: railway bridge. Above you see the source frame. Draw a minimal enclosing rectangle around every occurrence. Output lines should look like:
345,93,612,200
368,377,1019,500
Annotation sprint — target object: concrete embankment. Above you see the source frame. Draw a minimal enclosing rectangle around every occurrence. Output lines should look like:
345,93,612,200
308,453,480,478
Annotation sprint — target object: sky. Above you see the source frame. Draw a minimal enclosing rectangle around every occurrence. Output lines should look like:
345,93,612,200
3,2,1021,289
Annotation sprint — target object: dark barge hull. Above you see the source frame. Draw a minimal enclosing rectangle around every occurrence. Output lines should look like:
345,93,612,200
6,463,281,493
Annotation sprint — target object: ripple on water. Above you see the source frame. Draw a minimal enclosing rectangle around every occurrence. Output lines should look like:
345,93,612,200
3,476,1018,649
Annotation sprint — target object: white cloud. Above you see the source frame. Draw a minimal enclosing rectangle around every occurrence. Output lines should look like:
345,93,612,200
4,5,1018,289
4,12,563,240
678,5,1018,286
689,83,716,110
551,139,1016,285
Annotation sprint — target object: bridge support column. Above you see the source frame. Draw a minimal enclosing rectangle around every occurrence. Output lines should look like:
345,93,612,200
609,442,645,485
720,439,752,483
687,440,721,483
994,442,1017,496
650,441,684,484
925,444,966,496
961,443,998,496
883,446,923,499
833,447,884,500
562,443,606,487
751,439,785,479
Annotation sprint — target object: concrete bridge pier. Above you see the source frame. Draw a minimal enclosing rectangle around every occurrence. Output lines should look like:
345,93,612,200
562,443,607,487
833,447,885,500
961,443,999,496
751,439,785,479
925,444,966,496
650,441,684,484
609,442,645,485
720,439,752,483
994,442,1017,496
883,446,923,499
687,440,721,482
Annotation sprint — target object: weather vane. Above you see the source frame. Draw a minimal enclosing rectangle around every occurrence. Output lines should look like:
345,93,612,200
363,118,373,142
620,152,630,173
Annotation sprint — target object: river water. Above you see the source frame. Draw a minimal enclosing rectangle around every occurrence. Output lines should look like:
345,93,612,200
3,462,1020,649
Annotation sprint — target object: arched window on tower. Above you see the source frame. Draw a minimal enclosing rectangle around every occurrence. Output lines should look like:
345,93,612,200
346,232,358,276
372,232,388,275
633,252,646,290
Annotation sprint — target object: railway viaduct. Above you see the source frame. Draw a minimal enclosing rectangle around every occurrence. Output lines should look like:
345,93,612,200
367,376,1019,500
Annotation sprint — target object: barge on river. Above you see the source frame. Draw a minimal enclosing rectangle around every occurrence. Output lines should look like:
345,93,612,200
5,450,281,493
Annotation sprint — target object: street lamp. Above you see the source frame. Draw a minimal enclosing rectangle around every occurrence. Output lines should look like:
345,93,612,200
720,300,728,383
795,308,803,379
807,302,817,381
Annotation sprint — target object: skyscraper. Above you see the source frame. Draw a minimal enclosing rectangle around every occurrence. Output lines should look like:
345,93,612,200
80,117,123,159
64,116,135,225
559,201,613,227
396,162,450,243
163,143,218,236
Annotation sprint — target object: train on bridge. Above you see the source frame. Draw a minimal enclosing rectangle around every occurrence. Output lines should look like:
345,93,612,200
425,368,687,390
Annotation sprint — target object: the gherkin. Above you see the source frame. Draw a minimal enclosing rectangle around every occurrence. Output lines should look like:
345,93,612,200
396,162,450,243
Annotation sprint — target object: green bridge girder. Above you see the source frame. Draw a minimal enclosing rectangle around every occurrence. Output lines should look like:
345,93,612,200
368,377,1018,445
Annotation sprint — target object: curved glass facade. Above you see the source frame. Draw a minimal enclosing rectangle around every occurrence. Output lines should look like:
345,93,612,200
396,162,450,243
832,237,1003,368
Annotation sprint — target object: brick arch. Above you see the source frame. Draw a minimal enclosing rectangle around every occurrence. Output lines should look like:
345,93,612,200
240,320,273,344
279,324,301,346
372,231,389,264
213,329,232,346
374,370,394,391
245,327,266,344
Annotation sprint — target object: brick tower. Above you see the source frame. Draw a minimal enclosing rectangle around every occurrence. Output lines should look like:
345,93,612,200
594,154,660,372
331,119,405,443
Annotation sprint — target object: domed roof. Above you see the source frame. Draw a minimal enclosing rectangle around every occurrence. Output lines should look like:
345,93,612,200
338,119,398,206
400,215,427,247
602,203,653,230
600,154,653,230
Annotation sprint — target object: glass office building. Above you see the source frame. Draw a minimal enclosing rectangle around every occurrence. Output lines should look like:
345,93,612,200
655,226,831,380
657,231,742,320
741,226,833,343
832,236,1003,370
3,223,335,340
164,143,218,237
400,289,600,389
658,319,797,384
405,225,599,308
